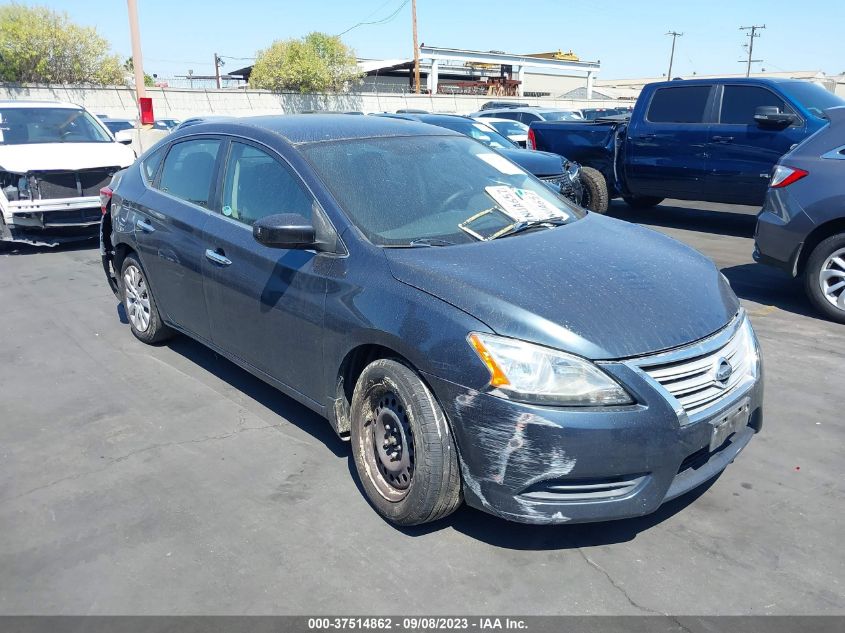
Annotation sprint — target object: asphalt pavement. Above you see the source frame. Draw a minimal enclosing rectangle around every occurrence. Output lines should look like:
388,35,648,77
0,200,842,615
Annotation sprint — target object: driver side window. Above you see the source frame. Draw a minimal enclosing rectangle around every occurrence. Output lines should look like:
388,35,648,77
220,142,313,226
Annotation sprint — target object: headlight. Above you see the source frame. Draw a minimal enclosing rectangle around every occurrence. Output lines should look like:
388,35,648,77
738,315,761,378
467,332,633,406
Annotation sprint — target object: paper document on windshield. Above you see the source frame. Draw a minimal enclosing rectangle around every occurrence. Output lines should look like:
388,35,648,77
485,185,569,222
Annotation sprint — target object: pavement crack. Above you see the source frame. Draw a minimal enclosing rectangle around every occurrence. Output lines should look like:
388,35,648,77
576,548,666,616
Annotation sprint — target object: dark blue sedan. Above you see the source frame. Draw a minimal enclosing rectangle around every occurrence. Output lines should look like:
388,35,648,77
100,115,763,526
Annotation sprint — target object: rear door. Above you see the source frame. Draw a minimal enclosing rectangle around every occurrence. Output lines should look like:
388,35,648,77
200,140,329,401
705,84,807,205
134,137,223,341
625,84,714,199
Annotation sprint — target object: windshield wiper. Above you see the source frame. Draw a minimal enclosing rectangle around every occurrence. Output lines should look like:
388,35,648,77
492,219,567,240
406,238,456,247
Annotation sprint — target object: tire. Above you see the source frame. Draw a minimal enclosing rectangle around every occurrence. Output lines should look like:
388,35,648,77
350,359,462,526
623,195,664,209
578,166,609,213
119,253,174,344
803,233,845,324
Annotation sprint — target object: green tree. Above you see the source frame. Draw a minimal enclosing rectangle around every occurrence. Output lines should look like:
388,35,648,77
0,3,124,85
249,32,361,93
124,57,155,87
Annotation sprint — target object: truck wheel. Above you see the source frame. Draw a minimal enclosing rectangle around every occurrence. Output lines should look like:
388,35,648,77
578,166,609,213
350,358,462,526
804,233,845,324
623,195,664,209
119,253,173,344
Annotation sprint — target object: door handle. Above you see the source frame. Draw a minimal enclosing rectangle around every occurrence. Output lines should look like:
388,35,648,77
712,136,734,143
135,218,155,233
205,248,232,266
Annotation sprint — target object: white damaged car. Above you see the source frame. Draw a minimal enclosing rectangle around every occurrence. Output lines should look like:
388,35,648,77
0,101,135,245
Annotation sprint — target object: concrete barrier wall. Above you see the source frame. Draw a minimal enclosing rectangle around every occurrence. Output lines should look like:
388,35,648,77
0,83,627,119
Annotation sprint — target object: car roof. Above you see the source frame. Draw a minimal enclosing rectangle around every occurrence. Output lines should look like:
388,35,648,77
647,77,804,89
0,100,82,109
473,116,526,125
181,114,461,145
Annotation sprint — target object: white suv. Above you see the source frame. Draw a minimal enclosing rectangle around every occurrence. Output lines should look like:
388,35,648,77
0,101,135,245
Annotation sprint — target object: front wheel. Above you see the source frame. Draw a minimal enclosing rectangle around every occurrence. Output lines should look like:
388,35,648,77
578,166,609,213
623,195,664,209
804,233,845,324
350,359,462,526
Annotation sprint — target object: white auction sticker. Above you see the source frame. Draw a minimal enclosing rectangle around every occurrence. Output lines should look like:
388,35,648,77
485,185,569,222
476,152,525,176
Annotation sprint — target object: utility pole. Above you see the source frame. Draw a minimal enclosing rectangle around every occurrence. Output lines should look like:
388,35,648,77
666,31,683,79
214,53,222,89
739,25,765,77
411,0,420,94
126,0,145,100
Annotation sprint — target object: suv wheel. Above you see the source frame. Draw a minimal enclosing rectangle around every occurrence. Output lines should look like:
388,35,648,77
350,359,462,526
578,166,609,213
804,233,845,324
120,254,173,343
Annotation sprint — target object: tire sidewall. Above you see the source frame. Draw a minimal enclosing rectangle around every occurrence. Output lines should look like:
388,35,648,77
579,166,609,214
350,359,457,525
804,233,845,323
119,254,168,343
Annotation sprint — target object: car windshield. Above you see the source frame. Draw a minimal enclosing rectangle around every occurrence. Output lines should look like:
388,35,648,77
785,82,845,118
302,135,583,246
0,107,112,145
538,111,582,121
487,120,529,137
104,120,134,133
422,117,515,149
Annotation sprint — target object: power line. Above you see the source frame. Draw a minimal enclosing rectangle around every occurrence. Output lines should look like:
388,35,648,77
336,0,411,37
666,31,683,79
739,24,765,77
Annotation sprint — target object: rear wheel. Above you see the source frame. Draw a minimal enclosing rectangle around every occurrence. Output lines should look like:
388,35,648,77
350,359,462,526
578,166,609,213
804,233,845,324
623,195,664,209
120,254,173,344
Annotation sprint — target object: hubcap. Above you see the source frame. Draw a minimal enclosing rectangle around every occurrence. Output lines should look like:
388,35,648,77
364,392,415,501
123,265,152,332
819,247,845,311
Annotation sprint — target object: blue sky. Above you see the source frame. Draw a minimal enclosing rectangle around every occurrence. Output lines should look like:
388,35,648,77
39,0,845,79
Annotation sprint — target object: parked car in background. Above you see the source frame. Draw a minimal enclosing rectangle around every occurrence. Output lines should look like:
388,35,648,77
581,107,632,120
379,112,608,210
154,119,181,131
480,100,529,110
473,107,583,125
754,106,845,323
0,101,135,245
529,78,845,210
475,116,530,147
99,118,136,145
101,115,763,526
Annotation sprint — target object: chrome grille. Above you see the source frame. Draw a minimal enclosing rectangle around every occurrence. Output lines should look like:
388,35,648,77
628,314,757,420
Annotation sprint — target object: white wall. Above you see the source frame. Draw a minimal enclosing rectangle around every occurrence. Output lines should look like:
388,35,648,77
0,83,624,119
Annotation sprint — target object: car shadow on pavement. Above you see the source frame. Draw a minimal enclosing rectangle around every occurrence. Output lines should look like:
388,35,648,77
164,335,349,458
0,236,98,255
720,262,821,319
607,202,757,238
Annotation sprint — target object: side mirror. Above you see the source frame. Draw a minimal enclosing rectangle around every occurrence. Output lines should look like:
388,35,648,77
117,138,133,145
754,106,795,128
253,213,316,249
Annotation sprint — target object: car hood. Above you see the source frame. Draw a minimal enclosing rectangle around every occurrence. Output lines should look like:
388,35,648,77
497,147,565,177
384,213,738,360
0,142,135,173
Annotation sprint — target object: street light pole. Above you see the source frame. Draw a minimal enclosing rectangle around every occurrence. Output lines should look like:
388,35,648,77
412,0,420,94
126,0,145,101
666,31,683,80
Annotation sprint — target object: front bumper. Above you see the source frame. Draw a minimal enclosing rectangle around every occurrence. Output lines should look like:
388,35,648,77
1,197,101,245
425,336,764,525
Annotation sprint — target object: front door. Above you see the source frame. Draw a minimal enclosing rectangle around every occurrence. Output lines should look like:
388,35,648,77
201,140,329,402
705,84,807,205
134,137,223,342
625,84,713,200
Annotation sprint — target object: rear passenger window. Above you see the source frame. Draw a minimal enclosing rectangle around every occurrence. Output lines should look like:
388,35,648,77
157,139,221,207
220,142,313,226
647,86,711,123
141,146,165,183
720,86,789,124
